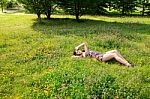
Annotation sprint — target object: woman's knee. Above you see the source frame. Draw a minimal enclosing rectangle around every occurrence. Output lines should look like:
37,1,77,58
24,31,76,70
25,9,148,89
111,53,118,57
103,53,117,59
106,50,118,54
102,53,115,61
112,50,118,53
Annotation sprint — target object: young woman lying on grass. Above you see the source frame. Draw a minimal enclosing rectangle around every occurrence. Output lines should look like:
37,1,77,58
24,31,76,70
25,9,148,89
72,43,133,67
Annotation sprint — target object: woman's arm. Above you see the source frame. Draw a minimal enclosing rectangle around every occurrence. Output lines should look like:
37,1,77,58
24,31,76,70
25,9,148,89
72,55,82,58
75,43,85,50
83,43,88,52
75,43,88,52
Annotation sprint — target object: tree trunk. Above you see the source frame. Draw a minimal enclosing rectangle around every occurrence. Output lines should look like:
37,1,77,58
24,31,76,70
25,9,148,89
1,4,4,13
47,6,51,20
75,2,80,21
142,0,146,16
122,2,125,15
109,2,111,11
75,13,79,21
37,11,41,22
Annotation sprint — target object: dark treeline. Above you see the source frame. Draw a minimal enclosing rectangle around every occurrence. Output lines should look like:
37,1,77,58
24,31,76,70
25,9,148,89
16,0,150,20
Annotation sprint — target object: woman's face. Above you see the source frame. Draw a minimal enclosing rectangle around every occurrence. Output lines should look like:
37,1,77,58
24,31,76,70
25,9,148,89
76,50,82,55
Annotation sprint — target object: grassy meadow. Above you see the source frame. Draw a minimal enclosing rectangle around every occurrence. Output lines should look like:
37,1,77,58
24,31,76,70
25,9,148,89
0,14,150,98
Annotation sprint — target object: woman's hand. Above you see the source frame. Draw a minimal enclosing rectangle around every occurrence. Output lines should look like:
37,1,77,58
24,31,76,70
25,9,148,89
72,55,81,58
75,47,79,50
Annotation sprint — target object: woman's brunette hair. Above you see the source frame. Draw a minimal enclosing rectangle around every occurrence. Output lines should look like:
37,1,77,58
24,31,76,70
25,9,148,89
73,49,81,56
73,49,77,55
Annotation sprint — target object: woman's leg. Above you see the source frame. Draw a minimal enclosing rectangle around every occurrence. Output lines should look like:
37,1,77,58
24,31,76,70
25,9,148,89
102,51,131,67
105,50,126,60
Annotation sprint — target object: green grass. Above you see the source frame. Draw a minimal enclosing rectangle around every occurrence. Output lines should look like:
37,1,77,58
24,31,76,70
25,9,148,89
0,14,150,98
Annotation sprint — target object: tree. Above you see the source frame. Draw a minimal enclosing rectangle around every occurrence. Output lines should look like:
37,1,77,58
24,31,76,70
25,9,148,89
18,0,57,20
140,0,150,15
58,0,98,21
42,0,57,20
6,0,18,9
18,0,43,20
95,0,109,15
114,0,138,15
0,0,8,12
146,1,150,15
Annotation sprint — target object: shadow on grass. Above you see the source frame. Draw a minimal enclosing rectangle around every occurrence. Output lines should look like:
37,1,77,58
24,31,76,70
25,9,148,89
32,17,150,38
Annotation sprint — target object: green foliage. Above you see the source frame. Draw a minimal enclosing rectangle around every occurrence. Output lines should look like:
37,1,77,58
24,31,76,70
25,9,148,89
58,0,99,20
6,0,18,9
113,0,138,15
18,0,43,19
18,0,57,19
15,0,150,20
0,14,150,98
